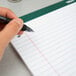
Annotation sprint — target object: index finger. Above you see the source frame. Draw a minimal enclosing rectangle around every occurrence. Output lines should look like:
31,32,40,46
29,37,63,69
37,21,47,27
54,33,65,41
0,7,17,19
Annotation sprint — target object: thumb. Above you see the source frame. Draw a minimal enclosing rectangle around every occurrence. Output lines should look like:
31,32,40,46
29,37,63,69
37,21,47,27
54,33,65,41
1,18,23,43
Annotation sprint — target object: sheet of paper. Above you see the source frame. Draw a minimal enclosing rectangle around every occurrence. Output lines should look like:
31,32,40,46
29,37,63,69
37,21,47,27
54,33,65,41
11,3,76,76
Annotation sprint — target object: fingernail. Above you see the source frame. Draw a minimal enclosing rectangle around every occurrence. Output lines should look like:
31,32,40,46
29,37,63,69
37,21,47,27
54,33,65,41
17,31,24,37
14,18,23,28
17,31,24,35
14,18,23,29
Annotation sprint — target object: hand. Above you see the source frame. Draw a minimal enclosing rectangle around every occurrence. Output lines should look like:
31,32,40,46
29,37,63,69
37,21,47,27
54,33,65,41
0,7,23,60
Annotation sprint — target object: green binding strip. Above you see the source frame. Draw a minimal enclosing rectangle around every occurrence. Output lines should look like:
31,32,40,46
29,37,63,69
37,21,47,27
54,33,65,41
20,0,75,22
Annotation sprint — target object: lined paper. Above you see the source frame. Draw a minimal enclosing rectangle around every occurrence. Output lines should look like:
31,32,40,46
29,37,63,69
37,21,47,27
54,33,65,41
11,3,76,76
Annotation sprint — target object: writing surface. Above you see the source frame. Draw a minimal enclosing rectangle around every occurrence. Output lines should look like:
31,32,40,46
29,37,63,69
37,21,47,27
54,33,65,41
11,3,76,76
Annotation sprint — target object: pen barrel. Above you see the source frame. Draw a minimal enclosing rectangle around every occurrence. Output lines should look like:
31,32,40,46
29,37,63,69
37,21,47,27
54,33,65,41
21,25,26,31
0,16,11,24
0,16,33,32
0,16,25,31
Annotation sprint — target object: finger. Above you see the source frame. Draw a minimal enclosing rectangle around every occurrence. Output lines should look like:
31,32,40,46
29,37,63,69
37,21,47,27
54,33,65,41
17,31,24,35
0,7,17,19
1,18,23,43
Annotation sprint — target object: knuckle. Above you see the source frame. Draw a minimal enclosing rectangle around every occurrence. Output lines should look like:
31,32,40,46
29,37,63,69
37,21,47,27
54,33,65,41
6,8,12,12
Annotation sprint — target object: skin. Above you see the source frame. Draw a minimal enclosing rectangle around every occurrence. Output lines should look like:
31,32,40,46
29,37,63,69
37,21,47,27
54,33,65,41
0,7,23,60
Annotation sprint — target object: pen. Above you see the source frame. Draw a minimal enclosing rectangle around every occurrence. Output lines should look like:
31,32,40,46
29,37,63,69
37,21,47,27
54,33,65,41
0,16,33,32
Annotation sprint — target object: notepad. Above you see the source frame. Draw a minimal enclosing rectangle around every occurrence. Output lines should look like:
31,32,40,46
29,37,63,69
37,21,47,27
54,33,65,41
11,1,76,76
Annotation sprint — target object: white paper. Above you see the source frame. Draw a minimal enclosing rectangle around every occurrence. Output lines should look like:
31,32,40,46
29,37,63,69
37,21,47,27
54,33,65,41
11,3,76,76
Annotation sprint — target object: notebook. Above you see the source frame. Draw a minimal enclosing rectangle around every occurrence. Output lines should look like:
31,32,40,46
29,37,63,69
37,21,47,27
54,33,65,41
11,0,76,76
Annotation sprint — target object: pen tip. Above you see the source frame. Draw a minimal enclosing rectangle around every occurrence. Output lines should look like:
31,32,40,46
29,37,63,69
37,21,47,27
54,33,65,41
26,26,34,32
28,28,34,32
22,24,34,32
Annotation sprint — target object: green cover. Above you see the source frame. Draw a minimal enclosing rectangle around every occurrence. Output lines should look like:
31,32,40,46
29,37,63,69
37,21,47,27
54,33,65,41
20,0,76,22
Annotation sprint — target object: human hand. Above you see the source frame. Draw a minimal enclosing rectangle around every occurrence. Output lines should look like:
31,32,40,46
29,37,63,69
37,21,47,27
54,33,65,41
0,7,23,60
